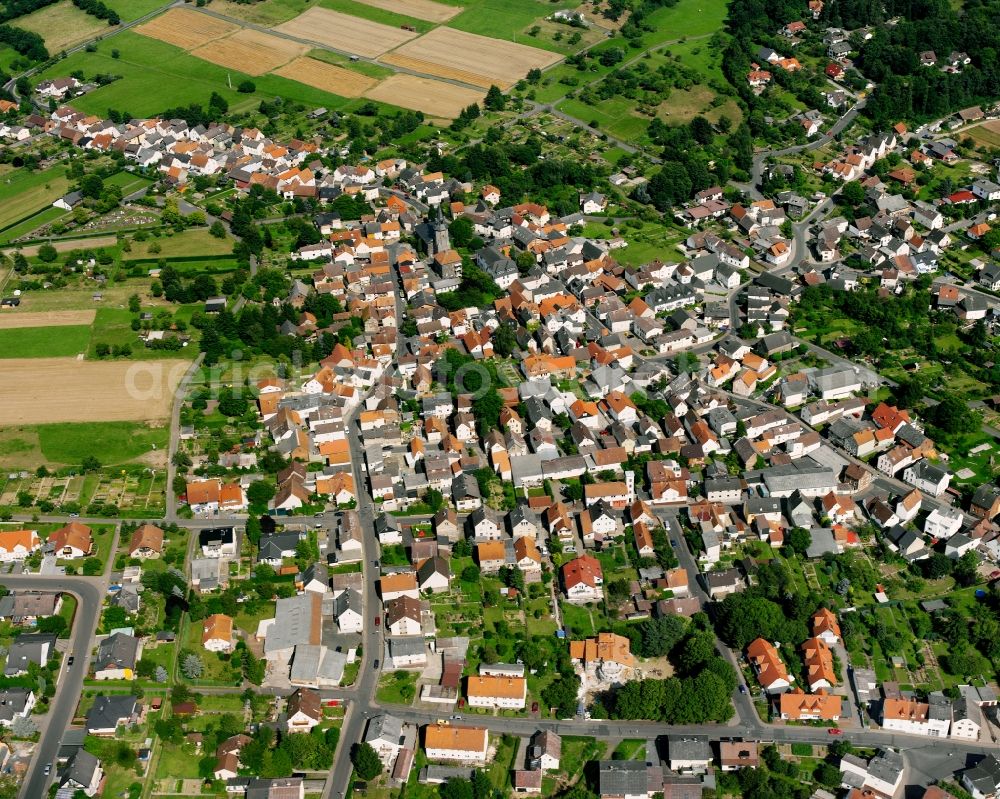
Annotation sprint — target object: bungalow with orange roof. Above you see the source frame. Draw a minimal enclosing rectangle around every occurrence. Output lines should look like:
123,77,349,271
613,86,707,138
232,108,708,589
0,529,41,562
466,675,526,709
779,689,841,720
202,613,234,653
424,724,489,763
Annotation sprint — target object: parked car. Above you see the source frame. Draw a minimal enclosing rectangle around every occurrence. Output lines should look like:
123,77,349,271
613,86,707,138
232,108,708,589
738,684,746,694
374,616,380,627
828,728,843,736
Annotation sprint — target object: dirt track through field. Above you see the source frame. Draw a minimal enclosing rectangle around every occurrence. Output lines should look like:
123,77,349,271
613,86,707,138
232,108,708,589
351,0,462,22
276,7,418,58
364,74,485,118
273,57,377,97
2,236,118,257
0,310,95,329
136,8,240,50
191,29,307,75
380,27,561,89
0,358,186,424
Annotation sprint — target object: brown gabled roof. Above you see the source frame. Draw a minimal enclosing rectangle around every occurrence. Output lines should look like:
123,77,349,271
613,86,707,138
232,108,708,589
50,521,92,554
129,523,164,555
202,613,233,645
287,687,321,720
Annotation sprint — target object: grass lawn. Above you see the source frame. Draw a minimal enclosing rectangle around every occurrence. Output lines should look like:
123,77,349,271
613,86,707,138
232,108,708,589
306,48,393,79
154,736,203,780
582,220,685,267
612,739,647,760
320,0,433,32
559,736,606,784
58,594,77,636
375,671,417,705
0,206,69,244
36,420,169,466
103,0,170,21
448,0,581,53
559,601,605,637
639,0,728,43
0,164,72,231
104,171,154,195
125,227,235,259
0,325,92,358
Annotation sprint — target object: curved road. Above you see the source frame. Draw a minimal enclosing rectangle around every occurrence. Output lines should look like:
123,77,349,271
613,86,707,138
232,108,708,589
0,575,105,799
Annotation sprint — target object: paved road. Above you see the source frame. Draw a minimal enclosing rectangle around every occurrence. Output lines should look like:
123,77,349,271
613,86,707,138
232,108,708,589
0,575,105,799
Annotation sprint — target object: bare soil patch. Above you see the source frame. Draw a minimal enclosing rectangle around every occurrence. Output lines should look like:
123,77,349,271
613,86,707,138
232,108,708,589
380,27,560,89
3,236,118,257
364,74,484,118
351,0,461,23
273,57,376,97
0,358,185,424
0,310,96,329
136,8,240,50
191,29,307,75
275,7,418,58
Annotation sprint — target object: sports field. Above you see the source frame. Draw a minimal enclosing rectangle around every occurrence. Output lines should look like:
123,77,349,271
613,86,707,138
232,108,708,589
276,7,419,57
0,358,185,424
15,0,109,52
191,28,308,75
275,57,377,97
0,310,96,330
136,8,240,50
381,27,560,88
364,74,484,117
351,0,461,22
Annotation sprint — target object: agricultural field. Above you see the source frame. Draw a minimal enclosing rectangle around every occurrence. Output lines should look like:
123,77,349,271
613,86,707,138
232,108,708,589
275,7,419,58
365,74,484,118
351,0,461,23
381,26,560,89
125,227,235,259
0,310,96,330
135,7,240,50
14,0,109,52
274,57,378,98
0,165,73,232
190,29,308,76
968,120,1000,150
0,358,185,425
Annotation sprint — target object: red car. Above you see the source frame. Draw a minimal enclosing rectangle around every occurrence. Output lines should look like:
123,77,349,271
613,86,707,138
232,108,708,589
531,702,539,713
374,616,381,627
828,728,843,736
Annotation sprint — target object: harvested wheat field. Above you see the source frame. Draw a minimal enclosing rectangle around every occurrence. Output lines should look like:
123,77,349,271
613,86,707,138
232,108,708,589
352,0,462,23
364,74,484,118
0,310,95,330
275,7,418,58
191,28,308,75
274,57,376,97
0,358,186,425
136,8,239,50
381,27,560,89
16,0,108,52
